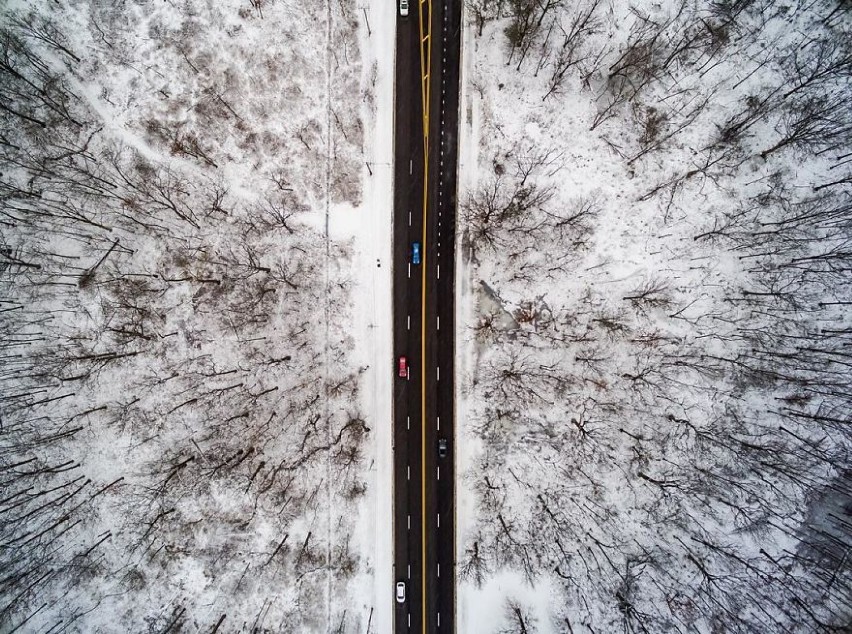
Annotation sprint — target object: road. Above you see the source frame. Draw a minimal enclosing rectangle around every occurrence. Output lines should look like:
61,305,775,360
392,0,462,632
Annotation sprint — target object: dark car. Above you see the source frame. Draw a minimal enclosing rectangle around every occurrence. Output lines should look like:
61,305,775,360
438,438,448,458
412,242,421,265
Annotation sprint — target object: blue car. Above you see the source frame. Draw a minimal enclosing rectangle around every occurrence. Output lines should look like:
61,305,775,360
412,242,421,265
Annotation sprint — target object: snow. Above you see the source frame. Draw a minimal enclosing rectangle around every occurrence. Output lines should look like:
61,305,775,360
456,0,852,631
455,5,487,631
0,0,397,631
348,0,398,631
4,0,850,630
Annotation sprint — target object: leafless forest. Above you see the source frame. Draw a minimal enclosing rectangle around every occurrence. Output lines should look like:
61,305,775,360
460,0,851,631
1,1,371,632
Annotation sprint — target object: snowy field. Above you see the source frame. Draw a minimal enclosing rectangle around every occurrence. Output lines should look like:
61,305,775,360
0,0,395,631
457,0,851,632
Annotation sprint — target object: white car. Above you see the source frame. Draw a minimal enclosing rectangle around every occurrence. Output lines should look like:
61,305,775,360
399,0,409,17
396,581,406,603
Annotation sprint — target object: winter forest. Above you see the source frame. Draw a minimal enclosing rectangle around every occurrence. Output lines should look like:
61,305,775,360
1,0,376,632
3,0,851,632
458,0,852,632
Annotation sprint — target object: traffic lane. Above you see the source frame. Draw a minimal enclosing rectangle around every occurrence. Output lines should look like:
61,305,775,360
433,327,455,633
393,339,422,632
430,253,455,630
401,400,423,632
424,263,454,634
432,354,454,632
422,89,441,634
395,0,455,630
391,0,425,220
392,7,427,631
391,0,424,415
433,0,463,629
421,0,447,629
413,250,435,634
394,406,422,607
402,271,426,634
414,0,445,627
393,394,414,627
393,197,424,621
422,319,440,633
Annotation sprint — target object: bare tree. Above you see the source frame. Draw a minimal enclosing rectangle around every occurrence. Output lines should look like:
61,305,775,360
500,598,538,634
462,147,558,253
781,35,852,100
543,0,602,100
760,92,852,159
469,0,507,37
504,0,563,71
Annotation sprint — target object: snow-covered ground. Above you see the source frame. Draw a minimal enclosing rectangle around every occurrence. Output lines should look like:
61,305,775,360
457,0,851,632
348,1,397,632
0,0,395,631
5,0,851,631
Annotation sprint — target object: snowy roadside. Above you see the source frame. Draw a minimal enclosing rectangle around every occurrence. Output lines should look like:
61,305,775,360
0,0,393,631
455,4,556,631
454,4,482,632
343,0,396,631
455,1,851,632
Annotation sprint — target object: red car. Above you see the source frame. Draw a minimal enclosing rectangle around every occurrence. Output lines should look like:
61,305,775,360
398,356,408,378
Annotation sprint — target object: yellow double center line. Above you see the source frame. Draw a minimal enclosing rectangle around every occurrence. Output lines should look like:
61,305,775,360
417,0,431,632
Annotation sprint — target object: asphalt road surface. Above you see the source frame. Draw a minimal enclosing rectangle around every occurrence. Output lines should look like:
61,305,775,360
392,0,462,632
